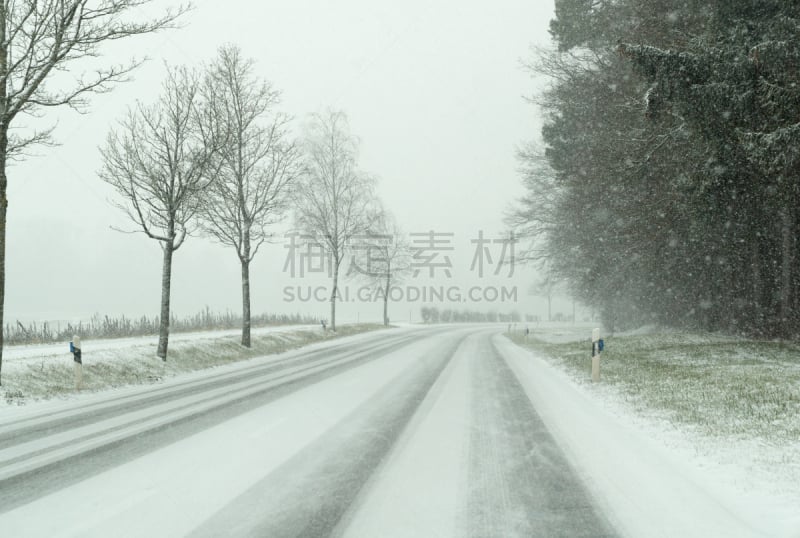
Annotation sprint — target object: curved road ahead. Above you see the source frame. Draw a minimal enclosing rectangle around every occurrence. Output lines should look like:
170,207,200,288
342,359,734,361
0,326,617,537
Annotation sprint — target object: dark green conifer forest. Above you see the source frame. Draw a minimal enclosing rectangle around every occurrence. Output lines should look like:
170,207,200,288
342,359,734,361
513,1,800,337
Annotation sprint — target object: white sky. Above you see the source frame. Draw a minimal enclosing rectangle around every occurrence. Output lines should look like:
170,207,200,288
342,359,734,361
5,0,561,323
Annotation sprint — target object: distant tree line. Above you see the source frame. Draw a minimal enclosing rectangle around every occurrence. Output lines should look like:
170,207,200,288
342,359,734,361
512,1,800,337
420,307,522,324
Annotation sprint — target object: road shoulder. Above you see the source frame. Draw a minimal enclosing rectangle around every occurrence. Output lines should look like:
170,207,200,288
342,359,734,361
496,333,778,538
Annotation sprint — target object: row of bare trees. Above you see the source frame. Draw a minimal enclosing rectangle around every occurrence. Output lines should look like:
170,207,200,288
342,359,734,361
101,48,411,360
0,0,412,382
100,46,302,359
294,111,412,332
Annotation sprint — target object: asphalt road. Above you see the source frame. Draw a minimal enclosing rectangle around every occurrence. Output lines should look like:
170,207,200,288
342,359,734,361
0,326,617,537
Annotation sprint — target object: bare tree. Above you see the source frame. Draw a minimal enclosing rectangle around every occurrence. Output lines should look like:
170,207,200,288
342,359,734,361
529,272,561,323
505,142,561,264
100,66,217,360
351,209,411,325
198,45,301,347
0,1,187,383
294,110,376,332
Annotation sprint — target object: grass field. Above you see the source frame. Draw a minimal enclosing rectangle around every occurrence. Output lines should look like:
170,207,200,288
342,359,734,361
507,325,800,443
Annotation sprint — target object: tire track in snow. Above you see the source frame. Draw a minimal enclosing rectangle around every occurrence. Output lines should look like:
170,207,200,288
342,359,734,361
333,328,477,538
465,335,618,537
0,331,424,513
187,330,468,538
0,332,417,446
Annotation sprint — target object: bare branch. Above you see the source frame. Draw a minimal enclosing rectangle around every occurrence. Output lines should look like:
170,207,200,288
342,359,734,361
292,108,378,329
197,44,301,264
99,64,215,250
0,0,191,148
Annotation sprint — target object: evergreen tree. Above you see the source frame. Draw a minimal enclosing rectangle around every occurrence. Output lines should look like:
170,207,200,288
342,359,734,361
620,2,800,335
512,0,800,336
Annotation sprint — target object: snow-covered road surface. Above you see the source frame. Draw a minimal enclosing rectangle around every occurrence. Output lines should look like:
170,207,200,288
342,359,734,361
0,326,783,537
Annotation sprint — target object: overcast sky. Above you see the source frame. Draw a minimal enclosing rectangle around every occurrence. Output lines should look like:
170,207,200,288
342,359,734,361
6,0,561,324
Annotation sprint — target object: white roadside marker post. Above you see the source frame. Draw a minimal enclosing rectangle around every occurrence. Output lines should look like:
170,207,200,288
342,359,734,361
591,328,601,382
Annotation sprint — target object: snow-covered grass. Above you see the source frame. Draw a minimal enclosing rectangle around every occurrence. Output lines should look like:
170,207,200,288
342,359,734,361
508,326,800,441
1,324,387,406
506,323,800,525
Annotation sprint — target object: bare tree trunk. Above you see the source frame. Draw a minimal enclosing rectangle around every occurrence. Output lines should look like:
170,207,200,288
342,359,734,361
330,263,339,332
780,207,794,331
157,240,174,360
751,238,761,319
383,274,390,326
0,11,8,386
547,294,552,322
0,133,6,385
241,258,251,347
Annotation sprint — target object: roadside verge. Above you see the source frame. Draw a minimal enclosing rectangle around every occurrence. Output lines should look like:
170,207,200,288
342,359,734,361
2,324,388,405
499,330,800,538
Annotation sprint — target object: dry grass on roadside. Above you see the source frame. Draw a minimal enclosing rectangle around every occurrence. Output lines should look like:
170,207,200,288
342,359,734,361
507,330,800,442
3,324,386,405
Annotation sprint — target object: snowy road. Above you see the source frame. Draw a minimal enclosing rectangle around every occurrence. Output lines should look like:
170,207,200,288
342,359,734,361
0,325,757,537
